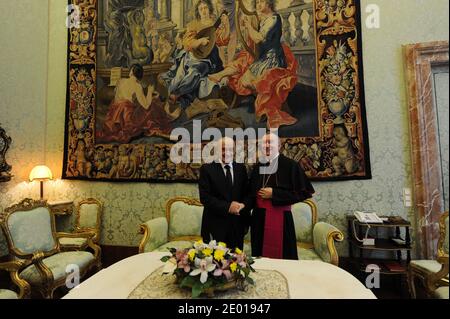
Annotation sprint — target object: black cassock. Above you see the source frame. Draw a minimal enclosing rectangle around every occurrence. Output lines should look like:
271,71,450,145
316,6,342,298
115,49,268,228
245,154,315,260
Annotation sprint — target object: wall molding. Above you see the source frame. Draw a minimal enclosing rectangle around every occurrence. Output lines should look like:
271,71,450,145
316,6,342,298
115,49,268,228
403,41,449,259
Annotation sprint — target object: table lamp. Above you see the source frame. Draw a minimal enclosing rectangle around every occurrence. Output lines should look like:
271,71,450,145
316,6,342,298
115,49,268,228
29,165,53,200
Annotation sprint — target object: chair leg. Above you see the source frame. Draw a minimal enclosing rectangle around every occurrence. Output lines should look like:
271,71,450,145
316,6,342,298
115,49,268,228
407,268,417,299
41,287,55,299
97,260,102,272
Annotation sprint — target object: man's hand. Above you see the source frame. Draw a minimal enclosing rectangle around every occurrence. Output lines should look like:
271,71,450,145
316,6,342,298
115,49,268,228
229,201,245,215
258,188,273,199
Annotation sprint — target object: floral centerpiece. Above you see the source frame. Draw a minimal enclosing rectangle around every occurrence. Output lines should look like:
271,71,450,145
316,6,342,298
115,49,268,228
161,240,255,298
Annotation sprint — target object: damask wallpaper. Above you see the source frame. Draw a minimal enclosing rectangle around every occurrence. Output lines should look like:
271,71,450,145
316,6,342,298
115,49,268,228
1,0,449,258
0,0,49,256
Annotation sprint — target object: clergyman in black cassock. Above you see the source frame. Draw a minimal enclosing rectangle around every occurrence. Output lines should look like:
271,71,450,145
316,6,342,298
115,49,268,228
199,138,249,250
246,133,315,260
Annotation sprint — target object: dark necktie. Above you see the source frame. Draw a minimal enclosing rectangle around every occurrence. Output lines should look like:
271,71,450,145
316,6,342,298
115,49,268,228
224,165,233,193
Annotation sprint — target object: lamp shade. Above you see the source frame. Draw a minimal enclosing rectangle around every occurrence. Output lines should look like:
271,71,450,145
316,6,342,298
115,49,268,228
29,165,53,182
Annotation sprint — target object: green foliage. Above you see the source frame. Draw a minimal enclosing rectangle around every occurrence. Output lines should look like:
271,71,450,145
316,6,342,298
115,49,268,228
180,275,196,288
192,281,204,298
160,256,171,263
246,276,255,285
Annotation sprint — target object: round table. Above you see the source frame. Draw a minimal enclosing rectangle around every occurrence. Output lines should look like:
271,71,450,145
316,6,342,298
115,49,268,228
63,252,376,299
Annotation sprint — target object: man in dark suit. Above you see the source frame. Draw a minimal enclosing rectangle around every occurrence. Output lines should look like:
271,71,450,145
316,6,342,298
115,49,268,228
199,137,249,250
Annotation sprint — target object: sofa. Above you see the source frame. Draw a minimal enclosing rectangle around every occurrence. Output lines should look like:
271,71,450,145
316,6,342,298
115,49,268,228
139,197,344,265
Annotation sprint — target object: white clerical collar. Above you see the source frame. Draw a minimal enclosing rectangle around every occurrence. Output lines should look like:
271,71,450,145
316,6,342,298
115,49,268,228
264,153,280,164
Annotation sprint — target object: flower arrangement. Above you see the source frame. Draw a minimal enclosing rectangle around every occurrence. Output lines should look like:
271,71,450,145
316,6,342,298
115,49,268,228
161,240,255,298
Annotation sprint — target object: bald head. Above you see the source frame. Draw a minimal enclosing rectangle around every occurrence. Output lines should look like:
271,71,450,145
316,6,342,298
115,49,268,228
260,132,280,159
218,137,235,164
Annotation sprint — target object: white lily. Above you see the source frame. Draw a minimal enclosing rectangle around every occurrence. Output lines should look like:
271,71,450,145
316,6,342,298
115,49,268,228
208,240,217,249
190,257,216,284
162,257,177,275
194,240,208,251
207,240,228,253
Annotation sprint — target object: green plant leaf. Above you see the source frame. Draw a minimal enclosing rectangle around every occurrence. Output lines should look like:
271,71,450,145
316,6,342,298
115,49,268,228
246,277,255,285
203,278,214,288
192,282,203,298
160,256,171,263
180,275,196,288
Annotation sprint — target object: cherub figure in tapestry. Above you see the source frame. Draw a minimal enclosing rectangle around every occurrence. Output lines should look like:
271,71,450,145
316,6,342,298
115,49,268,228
104,0,153,68
331,126,359,176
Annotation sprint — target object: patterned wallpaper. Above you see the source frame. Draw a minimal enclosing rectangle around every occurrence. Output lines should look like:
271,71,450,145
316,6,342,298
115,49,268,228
0,0,49,256
1,0,449,259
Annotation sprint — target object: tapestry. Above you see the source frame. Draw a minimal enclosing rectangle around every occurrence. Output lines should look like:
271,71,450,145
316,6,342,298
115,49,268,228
63,0,371,182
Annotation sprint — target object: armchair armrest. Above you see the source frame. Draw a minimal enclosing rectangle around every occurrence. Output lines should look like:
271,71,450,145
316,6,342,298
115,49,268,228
56,231,95,239
0,260,32,299
427,255,449,290
138,217,168,253
56,231,101,261
313,222,344,266
0,259,31,272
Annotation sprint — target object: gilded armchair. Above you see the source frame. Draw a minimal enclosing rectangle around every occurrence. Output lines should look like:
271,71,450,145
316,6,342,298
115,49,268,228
139,197,203,254
59,198,103,252
408,211,449,299
0,260,31,299
0,198,101,299
138,197,344,266
291,199,344,266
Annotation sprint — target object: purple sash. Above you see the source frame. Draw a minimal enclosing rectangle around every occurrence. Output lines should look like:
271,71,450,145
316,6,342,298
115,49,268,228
257,196,291,259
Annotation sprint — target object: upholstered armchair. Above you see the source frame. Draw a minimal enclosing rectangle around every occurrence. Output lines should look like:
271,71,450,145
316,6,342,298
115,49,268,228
0,198,101,299
291,199,344,266
0,260,31,299
139,197,203,253
59,198,103,251
408,211,449,299
138,197,344,266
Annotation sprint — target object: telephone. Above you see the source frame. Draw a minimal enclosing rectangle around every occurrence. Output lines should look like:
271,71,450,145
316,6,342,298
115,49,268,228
354,211,383,224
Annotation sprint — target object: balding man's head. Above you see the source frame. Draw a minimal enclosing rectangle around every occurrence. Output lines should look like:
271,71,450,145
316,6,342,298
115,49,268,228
218,137,235,164
260,132,280,159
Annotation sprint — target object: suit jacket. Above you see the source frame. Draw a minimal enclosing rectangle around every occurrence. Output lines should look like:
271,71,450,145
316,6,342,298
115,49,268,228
198,162,249,248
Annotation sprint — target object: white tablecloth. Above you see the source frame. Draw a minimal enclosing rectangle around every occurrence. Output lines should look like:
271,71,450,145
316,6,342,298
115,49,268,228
63,252,376,299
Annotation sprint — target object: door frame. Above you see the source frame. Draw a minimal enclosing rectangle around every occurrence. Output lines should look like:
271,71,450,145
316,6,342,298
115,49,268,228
403,41,449,259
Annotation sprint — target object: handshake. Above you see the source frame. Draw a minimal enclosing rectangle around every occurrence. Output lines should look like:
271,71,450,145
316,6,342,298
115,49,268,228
228,201,245,215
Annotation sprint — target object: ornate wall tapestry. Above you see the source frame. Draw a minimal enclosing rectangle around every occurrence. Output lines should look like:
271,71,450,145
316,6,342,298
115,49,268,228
63,0,371,182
